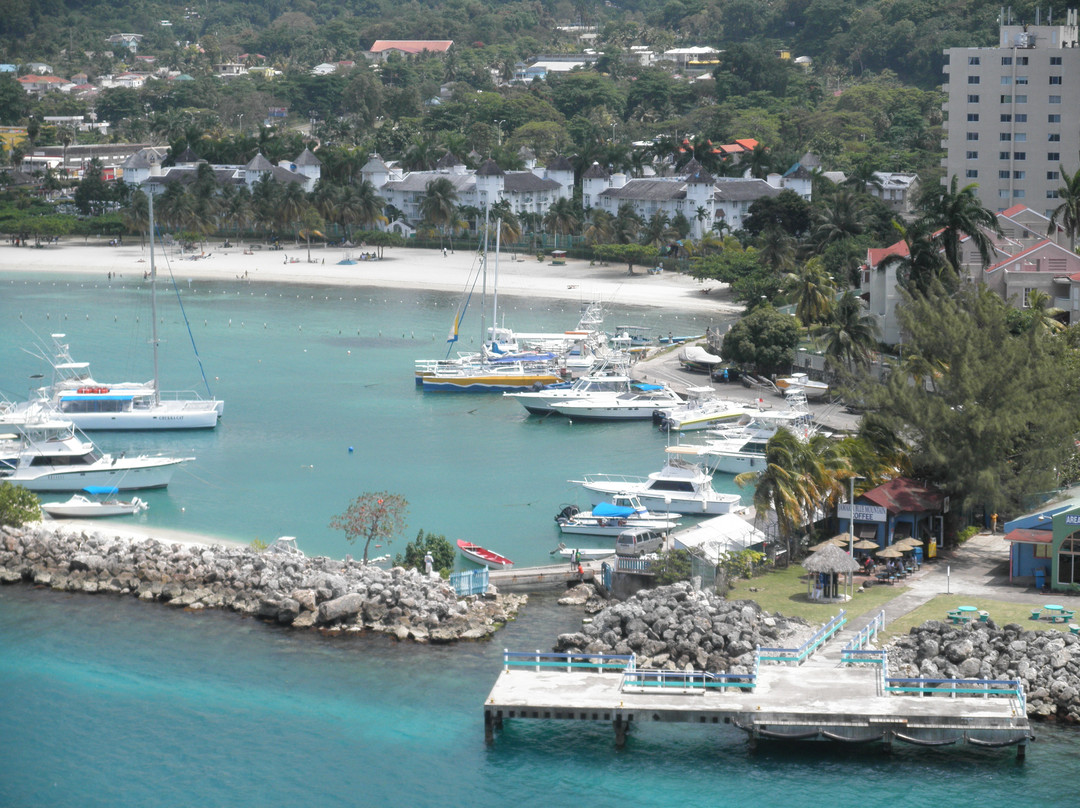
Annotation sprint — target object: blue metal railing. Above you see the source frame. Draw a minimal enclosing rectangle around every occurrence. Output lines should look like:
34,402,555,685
615,556,655,574
885,676,1027,706
841,611,887,666
503,650,636,674
450,567,489,596
621,668,756,692
758,611,847,665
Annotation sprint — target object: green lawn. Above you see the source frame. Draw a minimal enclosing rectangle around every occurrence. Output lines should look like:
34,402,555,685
879,595,1077,643
726,565,904,625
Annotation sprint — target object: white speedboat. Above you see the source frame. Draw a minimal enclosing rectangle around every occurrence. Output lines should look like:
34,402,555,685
40,486,148,518
775,372,829,399
555,493,681,536
571,457,744,515
549,384,683,420
551,544,615,561
654,386,747,432
504,365,635,415
0,419,192,492
678,345,724,373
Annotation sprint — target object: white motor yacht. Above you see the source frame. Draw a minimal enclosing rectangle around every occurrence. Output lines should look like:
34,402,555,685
654,386,748,432
555,493,682,536
549,384,683,421
503,364,635,415
0,419,193,492
571,456,744,515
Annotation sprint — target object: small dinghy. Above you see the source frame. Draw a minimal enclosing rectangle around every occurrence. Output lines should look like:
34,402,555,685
40,486,149,519
457,539,514,568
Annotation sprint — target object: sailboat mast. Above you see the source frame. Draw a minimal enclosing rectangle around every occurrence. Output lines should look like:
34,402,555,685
148,192,160,406
480,203,489,349
493,218,501,337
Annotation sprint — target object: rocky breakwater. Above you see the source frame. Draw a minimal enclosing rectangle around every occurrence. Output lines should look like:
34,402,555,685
0,524,525,643
890,620,1080,723
554,581,808,671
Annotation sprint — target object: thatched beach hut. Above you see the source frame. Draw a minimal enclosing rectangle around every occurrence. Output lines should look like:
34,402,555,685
802,542,861,600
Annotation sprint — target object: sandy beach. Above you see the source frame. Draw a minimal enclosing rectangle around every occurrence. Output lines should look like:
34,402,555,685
3,238,740,315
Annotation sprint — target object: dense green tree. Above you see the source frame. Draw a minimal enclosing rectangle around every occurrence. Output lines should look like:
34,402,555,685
863,283,1080,515
0,73,30,125
0,482,40,527
743,190,812,239
394,530,455,576
721,304,800,372
593,242,658,274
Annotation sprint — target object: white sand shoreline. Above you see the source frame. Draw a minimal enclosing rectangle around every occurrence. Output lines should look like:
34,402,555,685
2,239,740,316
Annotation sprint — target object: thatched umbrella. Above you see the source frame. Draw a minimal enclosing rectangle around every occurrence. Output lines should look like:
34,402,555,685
802,543,861,600
876,547,904,558
853,539,879,550
898,537,924,547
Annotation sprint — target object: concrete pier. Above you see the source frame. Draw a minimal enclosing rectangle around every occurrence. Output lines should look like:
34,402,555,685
483,648,1033,754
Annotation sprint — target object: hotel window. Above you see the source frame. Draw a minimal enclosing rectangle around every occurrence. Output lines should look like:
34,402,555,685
1049,114,1061,123
1048,190,1060,198
1013,170,1025,179
968,75,981,84
1014,152,1026,160
1001,76,1012,85
1051,56,1063,65
1048,133,1061,142
1014,190,1025,198
1000,113,1012,122
969,56,981,65
1015,94,1027,103
1018,56,1029,65
1014,133,1026,142
1016,75,1029,85
967,169,979,178
968,132,980,140
967,113,979,121
1050,75,1063,85
999,170,1011,179
1001,56,1013,65
966,150,979,159
999,189,1010,198
967,93,980,102
1049,152,1060,161
1000,94,1012,102
999,132,1011,141
1000,151,1011,159
1015,113,1027,122
1050,94,1062,103
1048,171,1061,180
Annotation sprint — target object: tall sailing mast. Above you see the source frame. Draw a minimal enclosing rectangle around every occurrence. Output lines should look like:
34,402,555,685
148,192,160,406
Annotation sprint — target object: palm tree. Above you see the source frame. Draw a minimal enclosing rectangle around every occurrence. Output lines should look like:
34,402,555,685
757,225,796,273
223,185,253,245
642,210,672,247
354,180,387,232
812,187,864,250
783,258,835,328
543,197,580,249
419,177,459,251
584,208,615,245
489,200,522,247
921,175,1002,271
1048,161,1080,251
1025,288,1066,334
278,181,308,240
878,218,948,296
123,190,150,247
819,291,880,369
613,203,643,244
735,428,815,562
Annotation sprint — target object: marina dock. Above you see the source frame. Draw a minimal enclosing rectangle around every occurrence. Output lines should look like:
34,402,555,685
488,561,601,591
483,614,1034,755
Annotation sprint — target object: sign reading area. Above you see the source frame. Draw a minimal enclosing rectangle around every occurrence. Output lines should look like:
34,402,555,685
837,504,888,522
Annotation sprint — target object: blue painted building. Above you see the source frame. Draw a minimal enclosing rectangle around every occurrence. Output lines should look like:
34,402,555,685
1003,488,1080,591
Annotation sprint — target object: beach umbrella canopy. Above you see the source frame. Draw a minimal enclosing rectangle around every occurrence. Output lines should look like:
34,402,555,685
853,539,879,550
810,534,850,551
876,547,904,559
802,543,861,574
831,532,852,544
898,537,924,546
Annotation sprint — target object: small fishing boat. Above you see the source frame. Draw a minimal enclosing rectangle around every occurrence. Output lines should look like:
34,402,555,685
40,486,149,518
550,543,615,561
457,539,514,568
678,345,724,373
554,493,681,536
548,383,683,420
775,372,830,399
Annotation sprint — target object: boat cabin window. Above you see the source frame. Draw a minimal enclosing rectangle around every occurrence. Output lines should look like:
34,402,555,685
30,452,98,466
60,398,132,414
648,480,695,493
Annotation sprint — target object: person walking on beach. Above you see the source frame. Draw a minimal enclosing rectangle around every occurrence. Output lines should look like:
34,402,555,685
442,247,447,258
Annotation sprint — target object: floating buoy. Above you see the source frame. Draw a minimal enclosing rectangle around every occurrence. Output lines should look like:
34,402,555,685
348,446,354,453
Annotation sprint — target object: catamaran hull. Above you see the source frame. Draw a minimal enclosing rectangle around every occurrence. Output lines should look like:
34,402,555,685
62,408,221,430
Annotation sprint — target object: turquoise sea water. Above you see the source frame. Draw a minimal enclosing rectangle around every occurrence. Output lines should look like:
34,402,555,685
1,274,1077,806
0,273,732,565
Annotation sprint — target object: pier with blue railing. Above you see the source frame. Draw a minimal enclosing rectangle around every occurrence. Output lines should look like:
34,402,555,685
482,610,1034,756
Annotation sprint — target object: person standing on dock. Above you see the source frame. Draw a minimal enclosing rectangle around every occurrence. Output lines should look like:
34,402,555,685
571,549,580,571
424,551,434,576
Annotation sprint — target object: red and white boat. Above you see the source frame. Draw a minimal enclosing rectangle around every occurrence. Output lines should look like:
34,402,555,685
457,539,514,568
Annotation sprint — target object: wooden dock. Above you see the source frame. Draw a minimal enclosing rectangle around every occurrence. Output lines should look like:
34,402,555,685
483,615,1033,755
